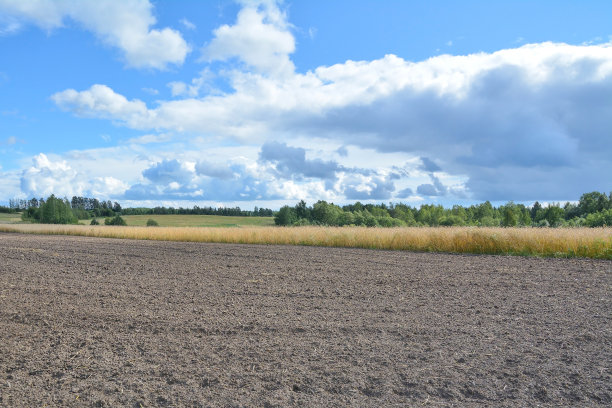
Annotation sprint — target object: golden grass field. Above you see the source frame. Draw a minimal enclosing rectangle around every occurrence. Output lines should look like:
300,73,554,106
0,224,610,259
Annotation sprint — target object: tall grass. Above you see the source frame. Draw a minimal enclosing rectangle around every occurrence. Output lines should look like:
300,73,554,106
1,224,610,259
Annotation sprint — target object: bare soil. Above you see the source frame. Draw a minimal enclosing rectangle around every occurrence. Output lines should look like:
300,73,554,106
0,233,610,407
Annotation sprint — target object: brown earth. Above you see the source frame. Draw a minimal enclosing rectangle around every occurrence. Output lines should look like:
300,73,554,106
0,232,610,407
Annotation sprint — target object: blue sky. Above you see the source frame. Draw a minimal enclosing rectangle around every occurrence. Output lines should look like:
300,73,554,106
0,0,611,209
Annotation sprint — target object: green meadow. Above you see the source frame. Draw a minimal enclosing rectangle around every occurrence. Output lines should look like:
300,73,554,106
85,214,275,228
0,213,22,224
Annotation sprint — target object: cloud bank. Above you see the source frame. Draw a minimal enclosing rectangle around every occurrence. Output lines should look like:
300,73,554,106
50,39,612,201
4,1,610,204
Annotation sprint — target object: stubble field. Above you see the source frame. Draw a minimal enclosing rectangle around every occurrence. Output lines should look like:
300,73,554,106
0,232,610,406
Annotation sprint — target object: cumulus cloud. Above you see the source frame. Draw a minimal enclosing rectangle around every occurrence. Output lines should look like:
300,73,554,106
124,157,281,201
395,187,413,199
419,157,441,173
259,141,341,180
195,160,235,180
167,69,214,97
20,153,81,197
416,183,441,197
52,84,150,123
142,159,194,184
341,174,396,200
19,153,127,198
202,0,295,76
0,0,189,69
335,146,349,157
414,157,448,197
51,39,612,201
90,176,129,197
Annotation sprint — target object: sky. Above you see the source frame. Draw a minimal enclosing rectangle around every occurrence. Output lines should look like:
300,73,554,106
0,0,611,209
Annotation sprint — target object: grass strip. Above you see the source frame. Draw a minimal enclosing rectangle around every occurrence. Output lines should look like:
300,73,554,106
0,224,610,259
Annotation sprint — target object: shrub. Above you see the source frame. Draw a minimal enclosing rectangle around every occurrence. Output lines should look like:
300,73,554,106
439,215,466,226
105,215,127,226
536,219,550,228
585,209,612,227
364,215,378,227
146,218,159,227
90,219,100,225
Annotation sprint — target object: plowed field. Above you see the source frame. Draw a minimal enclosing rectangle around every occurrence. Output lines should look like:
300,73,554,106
1,233,610,407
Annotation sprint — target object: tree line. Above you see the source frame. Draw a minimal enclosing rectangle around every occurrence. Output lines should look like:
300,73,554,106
120,205,273,217
2,191,610,227
274,191,612,228
5,195,273,224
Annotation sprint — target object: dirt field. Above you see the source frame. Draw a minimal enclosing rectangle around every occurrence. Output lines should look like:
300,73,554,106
0,233,610,407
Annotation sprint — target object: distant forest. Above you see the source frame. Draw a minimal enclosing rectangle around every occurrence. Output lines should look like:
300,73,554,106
1,195,273,225
1,191,611,227
274,191,612,228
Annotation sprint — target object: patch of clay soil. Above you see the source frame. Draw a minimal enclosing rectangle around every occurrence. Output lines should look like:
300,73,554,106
0,232,610,407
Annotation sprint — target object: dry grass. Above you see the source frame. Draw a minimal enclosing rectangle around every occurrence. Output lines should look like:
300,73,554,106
1,224,610,259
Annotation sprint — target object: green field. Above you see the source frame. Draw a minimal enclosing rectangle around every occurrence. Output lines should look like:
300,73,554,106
0,213,22,224
85,214,275,227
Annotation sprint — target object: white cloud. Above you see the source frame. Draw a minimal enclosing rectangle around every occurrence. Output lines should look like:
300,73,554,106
3,136,17,145
126,133,173,145
202,0,295,77
51,39,612,201
167,81,188,97
11,138,441,205
18,148,148,199
90,176,129,197
167,70,215,98
0,169,20,202
141,87,159,95
0,19,20,35
180,18,196,30
0,0,189,69
20,153,82,197
52,84,150,123
308,27,317,40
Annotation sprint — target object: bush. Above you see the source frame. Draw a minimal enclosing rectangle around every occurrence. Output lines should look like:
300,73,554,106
439,215,466,226
146,218,159,227
585,209,612,227
105,215,127,226
90,219,100,225
364,215,378,227
536,219,550,228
